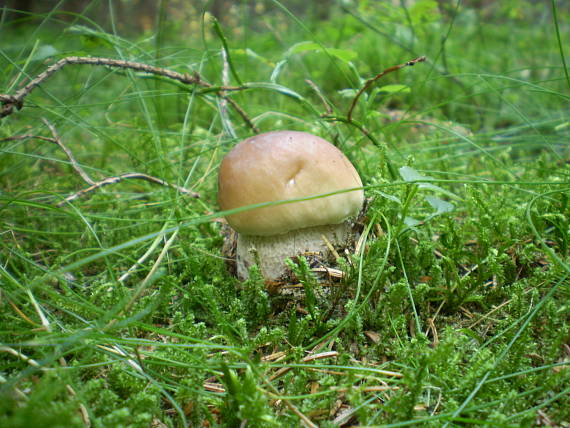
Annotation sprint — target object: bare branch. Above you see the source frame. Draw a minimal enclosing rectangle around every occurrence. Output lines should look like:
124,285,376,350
1,56,204,118
1,126,200,205
41,118,96,185
347,56,426,123
0,56,259,132
0,125,96,185
224,96,260,133
58,172,199,206
0,134,55,143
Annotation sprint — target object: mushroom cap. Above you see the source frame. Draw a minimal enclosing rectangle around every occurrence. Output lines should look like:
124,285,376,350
218,130,364,236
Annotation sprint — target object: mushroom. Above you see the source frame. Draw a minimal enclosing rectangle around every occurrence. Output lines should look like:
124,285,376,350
218,130,364,280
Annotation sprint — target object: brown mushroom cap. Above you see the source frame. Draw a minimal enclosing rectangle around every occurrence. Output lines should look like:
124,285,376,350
218,130,364,236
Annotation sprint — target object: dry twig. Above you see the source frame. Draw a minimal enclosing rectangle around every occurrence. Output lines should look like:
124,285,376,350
1,123,95,186
224,96,260,133
0,55,259,132
347,56,426,123
42,118,96,184
0,56,200,118
58,172,199,206
1,122,200,204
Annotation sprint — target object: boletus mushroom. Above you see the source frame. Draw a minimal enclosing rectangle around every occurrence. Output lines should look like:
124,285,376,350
218,130,364,280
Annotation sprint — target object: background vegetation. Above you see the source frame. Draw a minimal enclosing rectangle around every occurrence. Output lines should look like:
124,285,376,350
1,1,569,427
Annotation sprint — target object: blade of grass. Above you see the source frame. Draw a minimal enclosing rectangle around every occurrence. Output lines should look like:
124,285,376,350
551,0,570,89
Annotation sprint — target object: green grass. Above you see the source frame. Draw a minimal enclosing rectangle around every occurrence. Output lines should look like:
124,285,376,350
1,1,569,427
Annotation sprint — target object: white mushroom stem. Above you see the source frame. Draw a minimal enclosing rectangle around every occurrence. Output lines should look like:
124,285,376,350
235,221,352,280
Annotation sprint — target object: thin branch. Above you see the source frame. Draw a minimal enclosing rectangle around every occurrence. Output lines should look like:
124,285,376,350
1,127,200,204
1,129,95,185
58,172,199,206
321,114,399,179
42,118,96,185
224,96,260,133
0,134,55,143
0,56,259,132
0,56,202,118
347,56,426,123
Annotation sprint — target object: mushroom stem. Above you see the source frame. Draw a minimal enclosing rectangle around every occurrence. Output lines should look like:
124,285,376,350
236,221,352,280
